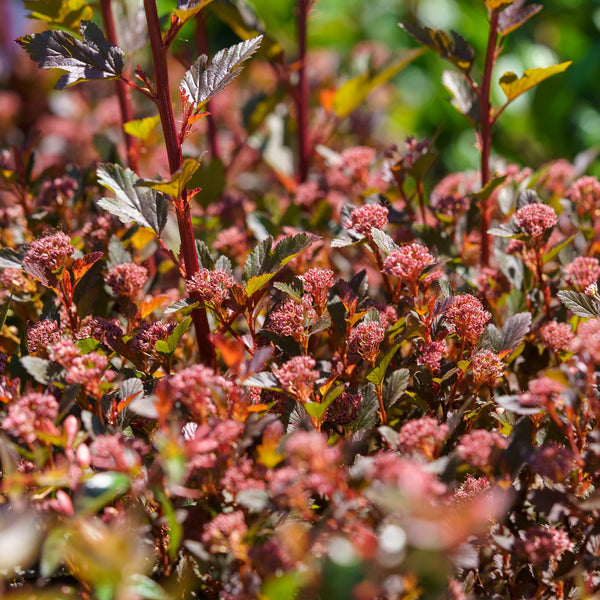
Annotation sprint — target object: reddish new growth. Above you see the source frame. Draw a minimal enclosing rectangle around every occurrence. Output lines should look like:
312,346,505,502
513,203,558,239
397,417,449,460
273,356,319,403
348,321,385,364
2,392,59,444
130,320,176,354
383,243,435,289
23,231,74,272
445,295,491,346
106,262,148,297
300,268,334,313
417,341,446,371
516,526,573,566
455,429,507,469
470,350,504,388
345,204,389,237
563,256,600,291
325,391,362,425
539,320,574,353
567,175,600,214
185,268,234,308
27,319,61,356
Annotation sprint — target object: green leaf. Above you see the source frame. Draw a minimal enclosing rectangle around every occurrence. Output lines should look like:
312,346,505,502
351,384,379,431
96,163,168,234
304,401,328,420
0,294,11,331
76,472,130,513
40,526,69,578
471,175,507,202
367,344,400,386
399,22,475,73
333,49,424,118
543,234,575,264
195,240,215,270
123,115,161,141
166,316,192,354
243,233,316,297
154,490,182,561
18,21,124,89
24,0,93,32
273,282,303,302
370,228,399,256
124,574,171,600
442,69,480,125
382,368,410,408
138,158,201,198
20,356,51,384
499,62,572,104
261,572,304,600
557,290,600,318
498,0,542,36
180,36,263,112
164,298,199,315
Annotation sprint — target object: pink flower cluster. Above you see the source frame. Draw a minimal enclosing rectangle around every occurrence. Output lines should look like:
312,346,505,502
445,295,491,346
201,510,248,560
383,243,435,287
567,175,600,214
563,256,600,291
516,526,573,565
417,341,446,371
2,392,59,444
106,262,148,297
273,356,319,402
453,475,490,503
65,351,111,396
571,319,600,363
470,350,504,388
326,390,362,425
267,299,315,341
519,376,565,408
130,320,176,354
340,146,376,179
300,268,334,312
27,319,62,356
185,268,234,308
397,417,449,459
348,321,385,363
539,320,574,353
23,231,74,272
513,203,557,239
345,204,389,236
455,430,507,469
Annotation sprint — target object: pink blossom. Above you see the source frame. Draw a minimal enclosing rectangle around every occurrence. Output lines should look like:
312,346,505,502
48,337,79,366
300,268,334,312
130,320,176,354
294,180,322,207
267,299,315,341
398,417,449,459
90,433,143,473
453,475,491,503
538,159,575,196
455,430,507,468
516,526,573,565
431,194,470,219
23,231,74,272
76,316,123,350
567,175,600,213
533,442,577,482
341,146,376,179
213,226,248,259
27,319,62,356
513,203,558,239
383,243,435,287
539,320,574,353
470,350,504,388
201,510,248,559
2,392,59,444
325,391,362,425
185,268,234,308
65,351,111,396
571,319,600,363
417,341,446,371
106,262,148,297
563,256,600,291
348,321,385,363
273,356,319,402
0,268,34,297
345,204,389,236
519,376,565,408
445,295,491,346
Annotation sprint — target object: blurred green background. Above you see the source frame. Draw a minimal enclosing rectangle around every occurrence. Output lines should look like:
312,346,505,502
245,0,600,175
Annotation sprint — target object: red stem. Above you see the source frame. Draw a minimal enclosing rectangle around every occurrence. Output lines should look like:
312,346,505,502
296,0,310,182
99,0,139,172
195,12,220,160
478,10,499,268
143,0,215,368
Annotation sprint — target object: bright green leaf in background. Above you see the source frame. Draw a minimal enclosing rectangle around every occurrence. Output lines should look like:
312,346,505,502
24,0,93,32
499,61,572,104
123,115,161,141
